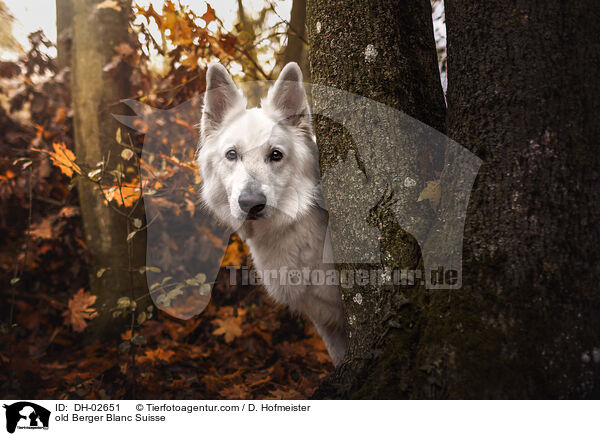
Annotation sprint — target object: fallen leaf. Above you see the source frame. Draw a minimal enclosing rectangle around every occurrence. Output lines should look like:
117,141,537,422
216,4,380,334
267,388,304,400
28,217,54,239
54,107,67,124
0,169,16,180
58,206,79,218
138,348,175,365
213,317,242,343
63,289,98,332
220,384,252,399
245,372,271,388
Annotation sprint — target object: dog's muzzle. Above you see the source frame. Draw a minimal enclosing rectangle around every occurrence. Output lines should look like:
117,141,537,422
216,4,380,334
238,190,267,220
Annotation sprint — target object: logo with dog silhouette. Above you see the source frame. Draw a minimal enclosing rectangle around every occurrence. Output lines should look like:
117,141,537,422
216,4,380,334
3,402,50,434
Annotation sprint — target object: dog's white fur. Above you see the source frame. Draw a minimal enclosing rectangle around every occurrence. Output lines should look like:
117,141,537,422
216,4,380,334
197,62,346,365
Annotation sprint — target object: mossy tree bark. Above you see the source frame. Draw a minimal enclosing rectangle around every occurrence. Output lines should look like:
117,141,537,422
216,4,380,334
71,0,147,342
307,0,447,398
312,0,600,398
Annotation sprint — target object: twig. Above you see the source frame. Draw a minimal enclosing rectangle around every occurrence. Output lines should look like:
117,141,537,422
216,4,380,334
233,44,272,80
34,196,68,207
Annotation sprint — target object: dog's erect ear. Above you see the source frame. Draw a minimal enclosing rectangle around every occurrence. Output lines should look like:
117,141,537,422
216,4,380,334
263,62,312,133
201,63,245,139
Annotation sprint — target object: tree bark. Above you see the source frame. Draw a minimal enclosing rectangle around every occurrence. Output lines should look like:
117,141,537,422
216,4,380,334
313,0,600,399
425,0,600,398
56,0,73,71
71,0,147,341
307,0,446,398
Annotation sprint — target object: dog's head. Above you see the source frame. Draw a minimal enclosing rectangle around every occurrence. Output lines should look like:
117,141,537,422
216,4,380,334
197,62,319,231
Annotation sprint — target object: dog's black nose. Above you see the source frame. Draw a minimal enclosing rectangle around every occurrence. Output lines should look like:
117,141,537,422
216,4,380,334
238,191,267,215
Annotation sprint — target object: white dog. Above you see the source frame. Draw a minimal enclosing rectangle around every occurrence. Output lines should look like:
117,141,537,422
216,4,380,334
197,62,346,365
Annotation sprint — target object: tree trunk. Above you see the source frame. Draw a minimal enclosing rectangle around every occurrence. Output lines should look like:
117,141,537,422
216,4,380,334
283,0,309,79
56,0,73,71
313,0,600,399
307,0,446,398
71,0,147,341
424,0,600,398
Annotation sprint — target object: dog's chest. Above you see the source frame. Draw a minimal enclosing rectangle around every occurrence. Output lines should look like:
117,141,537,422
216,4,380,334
244,211,328,308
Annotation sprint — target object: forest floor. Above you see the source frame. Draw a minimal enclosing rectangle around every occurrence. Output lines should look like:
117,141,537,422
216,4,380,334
1,255,333,400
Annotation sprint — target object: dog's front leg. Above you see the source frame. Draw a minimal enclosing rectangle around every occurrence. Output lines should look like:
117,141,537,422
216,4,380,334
300,289,347,366
312,320,347,366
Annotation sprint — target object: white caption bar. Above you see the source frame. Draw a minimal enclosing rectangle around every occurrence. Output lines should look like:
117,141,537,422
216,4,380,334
1,400,597,436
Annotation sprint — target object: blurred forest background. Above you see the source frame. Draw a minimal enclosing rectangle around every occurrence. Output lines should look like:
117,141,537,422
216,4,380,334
0,0,445,400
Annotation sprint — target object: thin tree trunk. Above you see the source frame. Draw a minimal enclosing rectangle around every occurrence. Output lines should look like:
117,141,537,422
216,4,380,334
71,0,146,341
307,0,446,398
283,0,309,79
56,0,73,71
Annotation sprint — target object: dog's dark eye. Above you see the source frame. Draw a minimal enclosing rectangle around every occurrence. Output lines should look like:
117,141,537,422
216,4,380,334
269,149,283,162
225,149,238,161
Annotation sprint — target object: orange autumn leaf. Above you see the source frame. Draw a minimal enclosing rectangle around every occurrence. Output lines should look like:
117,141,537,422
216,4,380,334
63,289,98,333
138,348,175,365
1,170,16,180
58,206,79,218
212,317,242,343
49,142,81,178
53,107,67,124
104,181,140,208
201,4,216,24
